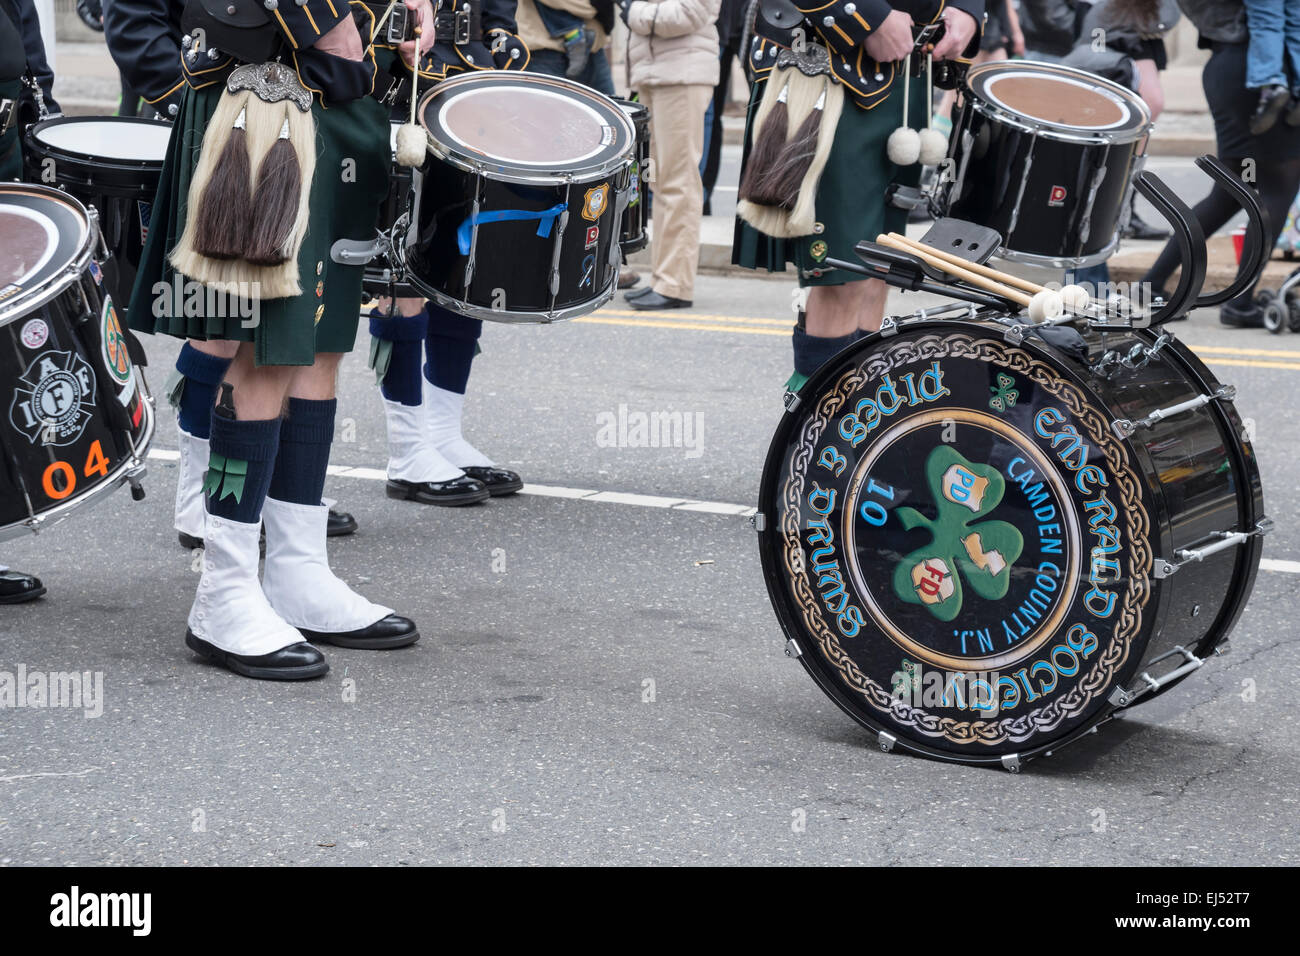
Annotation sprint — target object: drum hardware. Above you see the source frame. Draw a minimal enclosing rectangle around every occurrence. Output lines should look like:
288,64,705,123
1092,330,1174,378
784,638,802,658
1001,755,1020,773
1152,519,1274,580
1003,130,1035,241
878,732,897,754
1111,384,1236,438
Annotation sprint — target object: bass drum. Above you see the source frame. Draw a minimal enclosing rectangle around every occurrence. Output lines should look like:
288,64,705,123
0,183,154,540
757,317,1265,767
23,116,173,321
406,71,634,322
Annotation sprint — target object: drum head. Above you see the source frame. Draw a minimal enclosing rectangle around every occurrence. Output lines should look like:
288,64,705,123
28,116,172,165
758,321,1159,763
0,184,91,323
419,72,634,182
968,60,1150,141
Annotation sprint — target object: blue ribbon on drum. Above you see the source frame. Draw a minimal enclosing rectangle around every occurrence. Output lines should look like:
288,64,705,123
456,203,568,255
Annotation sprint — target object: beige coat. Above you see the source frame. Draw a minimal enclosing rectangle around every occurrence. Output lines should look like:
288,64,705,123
515,0,609,55
626,0,721,89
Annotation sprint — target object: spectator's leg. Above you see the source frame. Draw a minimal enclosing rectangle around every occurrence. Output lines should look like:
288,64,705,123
641,84,711,303
582,47,616,97
1245,0,1289,88
701,44,733,214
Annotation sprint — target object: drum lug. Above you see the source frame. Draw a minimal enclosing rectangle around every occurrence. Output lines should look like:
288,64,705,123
1112,644,1208,709
1153,517,1272,577
1002,323,1025,346
784,638,802,659
1111,383,1235,438
878,316,899,338
877,731,896,754
330,237,386,266
749,512,766,532
1000,753,1020,773
86,205,110,265
782,390,801,412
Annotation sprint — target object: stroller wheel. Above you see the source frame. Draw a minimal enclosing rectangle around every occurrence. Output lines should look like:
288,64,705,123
1289,300,1300,333
1264,300,1288,333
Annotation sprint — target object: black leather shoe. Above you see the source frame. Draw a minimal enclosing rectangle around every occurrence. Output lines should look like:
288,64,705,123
327,508,358,537
185,631,329,680
1221,298,1265,328
298,613,419,649
1123,211,1171,241
628,290,692,311
386,474,490,506
0,569,45,604
462,465,523,497
1251,84,1291,135
1287,91,1300,127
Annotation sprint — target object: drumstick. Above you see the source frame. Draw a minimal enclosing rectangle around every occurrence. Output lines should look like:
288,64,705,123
887,233,1096,316
885,232,1044,294
876,233,1033,306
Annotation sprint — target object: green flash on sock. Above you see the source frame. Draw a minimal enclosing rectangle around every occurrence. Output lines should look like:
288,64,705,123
204,452,250,504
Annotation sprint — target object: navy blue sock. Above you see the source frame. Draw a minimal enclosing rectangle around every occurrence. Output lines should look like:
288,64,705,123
423,305,482,395
175,342,232,439
791,326,861,379
205,400,281,524
369,307,428,406
268,397,336,506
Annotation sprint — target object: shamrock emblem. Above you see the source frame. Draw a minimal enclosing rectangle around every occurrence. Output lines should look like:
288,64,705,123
989,373,1019,413
889,446,1025,622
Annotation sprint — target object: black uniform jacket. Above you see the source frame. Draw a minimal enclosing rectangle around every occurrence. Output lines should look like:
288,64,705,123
749,0,984,109
0,0,60,119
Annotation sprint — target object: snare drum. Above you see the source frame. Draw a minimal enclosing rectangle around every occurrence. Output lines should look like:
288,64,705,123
614,98,649,255
941,61,1151,268
0,183,154,541
405,72,635,322
23,116,173,320
757,315,1265,767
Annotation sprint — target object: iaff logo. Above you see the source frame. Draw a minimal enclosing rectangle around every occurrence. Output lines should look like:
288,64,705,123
8,351,96,446
1048,185,1067,207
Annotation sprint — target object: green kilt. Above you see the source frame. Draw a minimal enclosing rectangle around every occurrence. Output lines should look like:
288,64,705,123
126,82,390,366
732,78,925,287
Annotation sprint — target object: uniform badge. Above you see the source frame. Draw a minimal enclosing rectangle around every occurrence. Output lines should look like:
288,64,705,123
809,239,828,262
581,184,610,221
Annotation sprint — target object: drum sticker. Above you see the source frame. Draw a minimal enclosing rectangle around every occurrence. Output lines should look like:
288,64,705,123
579,253,595,289
1048,186,1067,207
100,298,137,406
138,200,152,246
628,162,641,207
8,350,97,447
89,261,103,286
600,124,615,147
771,332,1154,751
585,225,599,249
581,184,610,222
20,319,49,350
0,283,20,304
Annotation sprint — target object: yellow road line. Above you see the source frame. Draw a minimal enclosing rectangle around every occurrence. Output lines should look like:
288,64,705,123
574,315,788,336
596,308,792,327
1197,357,1300,370
1191,344,1300,358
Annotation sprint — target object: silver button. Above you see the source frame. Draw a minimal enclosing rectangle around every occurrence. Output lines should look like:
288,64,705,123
226,4,236,13
813,222,824,234
168,103,178,116
822,15,834,26
264,0,277,8
295,0,307,5
845,2,855,12
467,54,475,63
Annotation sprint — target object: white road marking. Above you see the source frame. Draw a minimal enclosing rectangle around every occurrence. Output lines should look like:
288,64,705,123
146,449,1300,572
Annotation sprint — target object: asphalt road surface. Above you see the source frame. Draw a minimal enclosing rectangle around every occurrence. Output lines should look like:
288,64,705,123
2,261,1297,865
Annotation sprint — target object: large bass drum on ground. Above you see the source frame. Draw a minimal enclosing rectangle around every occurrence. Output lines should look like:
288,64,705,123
756,317,1265,768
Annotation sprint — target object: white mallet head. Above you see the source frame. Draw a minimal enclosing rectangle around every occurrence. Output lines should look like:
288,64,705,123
887,126,921,166
1059,284,1092,313
918,128,948,166
1027,289,1065,322
396,123,427,168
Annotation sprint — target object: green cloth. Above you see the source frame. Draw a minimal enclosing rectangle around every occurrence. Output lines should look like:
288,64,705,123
733,79,925,287
0,79,23,181
126,82,391,366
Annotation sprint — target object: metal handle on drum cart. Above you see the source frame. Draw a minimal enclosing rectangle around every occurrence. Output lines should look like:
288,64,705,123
1134,171,1206,326
1189,155,1271,309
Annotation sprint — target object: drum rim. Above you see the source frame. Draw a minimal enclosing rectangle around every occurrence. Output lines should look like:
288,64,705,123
755,316,1163,763
965,59,1152,146
406,266,620,323
0,183,96,328
0,378,155,541
26,115,172,169
417,72,635,185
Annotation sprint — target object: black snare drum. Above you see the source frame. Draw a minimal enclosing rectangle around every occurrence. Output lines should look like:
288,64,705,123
614,98,649,255
0,184,154,540
757,316,1265,768
24,116,173,320
941,61,1151,268
406,72,635,322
